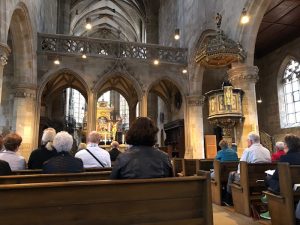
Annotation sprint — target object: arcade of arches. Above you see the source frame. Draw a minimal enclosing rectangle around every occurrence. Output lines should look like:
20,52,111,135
0,0,300,161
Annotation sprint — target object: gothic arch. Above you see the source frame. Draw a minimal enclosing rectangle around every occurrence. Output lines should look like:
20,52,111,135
277,55,300,128
38,68,90,103
93,63,142,102
8,2,36,84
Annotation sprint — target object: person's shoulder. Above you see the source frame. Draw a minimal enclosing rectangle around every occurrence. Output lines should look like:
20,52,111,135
75,149,87,157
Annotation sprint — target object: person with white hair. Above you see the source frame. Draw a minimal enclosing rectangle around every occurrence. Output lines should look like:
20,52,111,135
43,131,83,173
224,132,271,206
271,141,285,161
28,128,57,169
75,131,111,168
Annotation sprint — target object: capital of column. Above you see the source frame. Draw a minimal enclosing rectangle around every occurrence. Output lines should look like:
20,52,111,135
227,64,259,84
13,83,37,99
186,95,205,106
0,42,11,66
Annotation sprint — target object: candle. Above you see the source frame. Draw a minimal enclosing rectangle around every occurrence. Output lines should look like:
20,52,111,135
105,133,107,145
122,134,125,144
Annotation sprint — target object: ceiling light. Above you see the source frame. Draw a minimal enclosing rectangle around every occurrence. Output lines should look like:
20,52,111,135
174,28,180,40
182,69,187,74
257,98,262,104
153,59,159,65
241,8,250,24
82,54,87,59
85,17,92,30
54,59,60,65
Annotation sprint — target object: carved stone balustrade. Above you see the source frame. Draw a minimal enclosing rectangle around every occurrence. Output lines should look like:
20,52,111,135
38,33,188,65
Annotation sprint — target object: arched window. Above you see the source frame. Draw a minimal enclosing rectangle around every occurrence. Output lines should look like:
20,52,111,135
281,59,300,127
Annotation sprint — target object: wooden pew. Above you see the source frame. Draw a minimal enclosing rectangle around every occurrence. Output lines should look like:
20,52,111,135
11,167,113,175
264,163,300,225
0,171,111,184
172,158,185,176
211,160,239,205
230,162,277,216
184,159,214,176
199,159,214,171
0,173,213,225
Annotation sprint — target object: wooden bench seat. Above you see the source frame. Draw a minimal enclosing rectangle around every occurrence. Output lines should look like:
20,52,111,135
211,160,239,205
0,172,213,225
230,162,277,216
264,163,300,225
0,171,111,184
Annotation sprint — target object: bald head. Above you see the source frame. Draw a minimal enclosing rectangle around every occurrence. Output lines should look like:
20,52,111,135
111,141,119,149
87,131,101,144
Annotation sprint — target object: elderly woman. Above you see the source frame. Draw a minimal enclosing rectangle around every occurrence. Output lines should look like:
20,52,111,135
110,117,173,179
0,133,25,170
267,134,300,193
43,131,83,173
28,128,57,169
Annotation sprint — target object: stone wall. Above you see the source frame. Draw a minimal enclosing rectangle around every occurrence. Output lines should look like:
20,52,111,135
0,0,57,43
158,0,247,50
255,37,300,141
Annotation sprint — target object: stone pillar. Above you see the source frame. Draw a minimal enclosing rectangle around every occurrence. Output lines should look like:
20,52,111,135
147,93,158,124
184,95,205,159
87,91,97,135
0,42,11,132
228,64,259,156
139,93,148,117
129,103,136,126
11,84,37,160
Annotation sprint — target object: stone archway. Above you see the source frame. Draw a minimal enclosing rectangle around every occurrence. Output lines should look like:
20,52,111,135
1,2,36,159
38,69,89,146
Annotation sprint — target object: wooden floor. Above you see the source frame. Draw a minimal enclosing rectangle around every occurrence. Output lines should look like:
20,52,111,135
213,204,271,225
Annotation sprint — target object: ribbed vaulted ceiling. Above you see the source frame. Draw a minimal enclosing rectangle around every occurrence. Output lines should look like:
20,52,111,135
70,0,146,42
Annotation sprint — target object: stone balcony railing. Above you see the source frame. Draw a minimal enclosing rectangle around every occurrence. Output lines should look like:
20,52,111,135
38,33,188,65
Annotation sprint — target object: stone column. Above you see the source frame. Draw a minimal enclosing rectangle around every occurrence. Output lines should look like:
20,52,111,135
11,84,37,160
0,42,11,132
139,92,148,117
87,91,97,135
184,95,205,159
228,64,259,156
147,93,158,124
129,103,136,126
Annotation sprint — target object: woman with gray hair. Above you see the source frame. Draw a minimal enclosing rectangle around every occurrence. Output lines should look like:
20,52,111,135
43,131,83,174
28,128,57,169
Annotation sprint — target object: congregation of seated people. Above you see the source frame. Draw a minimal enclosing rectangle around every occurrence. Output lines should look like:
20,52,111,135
1,120,300,223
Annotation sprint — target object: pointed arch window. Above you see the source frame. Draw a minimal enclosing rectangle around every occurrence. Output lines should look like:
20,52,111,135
282,59,300,127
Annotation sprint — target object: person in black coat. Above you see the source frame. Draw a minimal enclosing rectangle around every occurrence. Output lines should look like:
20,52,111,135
110,117,173,179
267,134,300,193
109,141,121,161
0,159,12,175
43,131,83,174
28,128,57,169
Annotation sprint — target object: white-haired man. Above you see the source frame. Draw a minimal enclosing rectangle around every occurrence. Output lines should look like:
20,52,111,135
28,128,57,169
43,131,83,173
224,132,271,205
271,141,285,161
75,131,111,168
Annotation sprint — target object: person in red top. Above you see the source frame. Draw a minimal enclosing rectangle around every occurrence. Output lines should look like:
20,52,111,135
271,141,286,161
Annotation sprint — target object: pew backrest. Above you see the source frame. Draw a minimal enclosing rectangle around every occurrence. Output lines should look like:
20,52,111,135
0,171,111,184
0,175,213,225
240,162,277,193
213,160,239,183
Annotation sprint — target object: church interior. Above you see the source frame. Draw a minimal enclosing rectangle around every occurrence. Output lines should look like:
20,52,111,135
0,0,300,224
